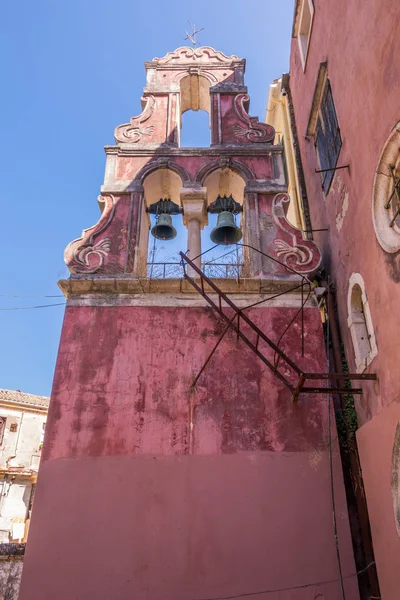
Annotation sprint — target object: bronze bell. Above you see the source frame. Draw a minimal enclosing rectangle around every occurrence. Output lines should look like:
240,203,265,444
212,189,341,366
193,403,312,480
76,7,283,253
151,213,177,240
210,211,242,245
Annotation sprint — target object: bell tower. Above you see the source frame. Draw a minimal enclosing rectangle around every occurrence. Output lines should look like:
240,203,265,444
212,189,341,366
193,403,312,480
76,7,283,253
19,48,361,600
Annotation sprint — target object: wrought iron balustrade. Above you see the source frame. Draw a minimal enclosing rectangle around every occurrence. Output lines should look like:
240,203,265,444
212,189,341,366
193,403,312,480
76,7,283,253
146,259,243,279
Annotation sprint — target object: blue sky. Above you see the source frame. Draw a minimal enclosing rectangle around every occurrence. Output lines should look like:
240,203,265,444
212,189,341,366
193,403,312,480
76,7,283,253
0,0,294,397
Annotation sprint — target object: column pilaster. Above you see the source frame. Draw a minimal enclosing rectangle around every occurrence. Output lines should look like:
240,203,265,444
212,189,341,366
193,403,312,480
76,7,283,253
180,187,208,277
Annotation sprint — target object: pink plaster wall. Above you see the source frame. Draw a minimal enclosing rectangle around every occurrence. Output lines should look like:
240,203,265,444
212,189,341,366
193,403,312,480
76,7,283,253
357,401,400,600
289,1,400,595
290,0,400,423
19,305,358,600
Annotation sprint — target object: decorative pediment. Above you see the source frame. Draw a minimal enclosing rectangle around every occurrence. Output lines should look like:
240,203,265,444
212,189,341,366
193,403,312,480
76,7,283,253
153,46,242,65
114,95,156,144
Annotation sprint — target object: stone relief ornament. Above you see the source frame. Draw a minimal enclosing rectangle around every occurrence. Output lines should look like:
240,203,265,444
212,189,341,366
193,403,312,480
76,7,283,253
114,95,156,144
73,238,112,271
154,46,240,64
232,94,275,143
271,194,321,273
122,125,154,143
274,239,312,266
64,195,115,274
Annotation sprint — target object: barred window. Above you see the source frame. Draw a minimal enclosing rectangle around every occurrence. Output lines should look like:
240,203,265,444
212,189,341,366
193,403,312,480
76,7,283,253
315,81,342,194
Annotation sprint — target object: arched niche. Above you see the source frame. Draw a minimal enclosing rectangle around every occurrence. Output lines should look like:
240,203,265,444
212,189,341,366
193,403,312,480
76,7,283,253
143,168,183,208
203,168,246,206
138,168,184,277
179,75,211,148
347,273,378,373
179,74,211,114
201,168,246,275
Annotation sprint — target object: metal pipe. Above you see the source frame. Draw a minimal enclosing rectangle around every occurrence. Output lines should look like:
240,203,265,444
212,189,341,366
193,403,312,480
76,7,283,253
327,285,380,599
315,164,350,174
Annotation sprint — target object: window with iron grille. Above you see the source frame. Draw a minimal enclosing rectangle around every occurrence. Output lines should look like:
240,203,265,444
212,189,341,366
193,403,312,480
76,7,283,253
315,81,342,195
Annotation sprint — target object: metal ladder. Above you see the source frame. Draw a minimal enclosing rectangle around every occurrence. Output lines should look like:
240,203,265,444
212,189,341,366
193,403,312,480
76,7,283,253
179,251,376,401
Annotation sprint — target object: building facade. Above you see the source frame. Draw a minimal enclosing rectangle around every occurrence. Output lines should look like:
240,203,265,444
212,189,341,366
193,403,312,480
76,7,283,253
18,46,367,600
277,1,400,598
0,390,48,600
0,389,48,543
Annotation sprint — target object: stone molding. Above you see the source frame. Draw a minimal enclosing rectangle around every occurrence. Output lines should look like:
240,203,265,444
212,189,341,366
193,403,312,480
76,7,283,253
306,62,328,137
58,276,312,298
347,272,378,373
64,291,317,309
104,145,284,157
372,120,400,253
150,46,243,67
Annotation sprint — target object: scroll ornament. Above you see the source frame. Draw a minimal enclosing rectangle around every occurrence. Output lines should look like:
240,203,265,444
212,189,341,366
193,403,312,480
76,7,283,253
114,95,156,144
272,194,321,274
232,94,275,143
64,195,115,274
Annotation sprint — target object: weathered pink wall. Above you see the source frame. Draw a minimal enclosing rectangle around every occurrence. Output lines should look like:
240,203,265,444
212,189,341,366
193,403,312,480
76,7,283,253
289,1,400,596
290,0,400,423
357,402,400,600
19,305,358,600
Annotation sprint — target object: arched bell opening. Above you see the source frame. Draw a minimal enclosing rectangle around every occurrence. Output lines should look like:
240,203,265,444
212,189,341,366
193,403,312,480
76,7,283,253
142,168,184,278
179,75,211,148
201,168,247,278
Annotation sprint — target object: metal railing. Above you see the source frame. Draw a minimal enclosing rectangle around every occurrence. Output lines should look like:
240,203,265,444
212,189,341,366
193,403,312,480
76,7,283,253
147,261,243,279
147,262,182,279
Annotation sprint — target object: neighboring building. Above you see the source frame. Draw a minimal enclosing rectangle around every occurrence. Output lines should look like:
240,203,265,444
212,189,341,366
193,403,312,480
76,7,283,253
265,75,310,232
18,46,369,600
0,389,49,543
265,1,400,598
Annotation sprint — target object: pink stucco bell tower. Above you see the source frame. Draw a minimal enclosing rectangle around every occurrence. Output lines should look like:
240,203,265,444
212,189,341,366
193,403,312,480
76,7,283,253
19,47,359,600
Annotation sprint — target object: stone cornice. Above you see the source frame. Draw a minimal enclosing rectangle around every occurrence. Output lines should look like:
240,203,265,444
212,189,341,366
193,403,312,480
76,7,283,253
244,181,287,194
58,276,309,298
101,180,287,195
104,144,284,157
145,60,245,70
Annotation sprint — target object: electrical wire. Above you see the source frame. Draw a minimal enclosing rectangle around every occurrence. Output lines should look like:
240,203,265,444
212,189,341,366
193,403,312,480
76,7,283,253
0,303,65,311
196,562,375,600
0,294,64,299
